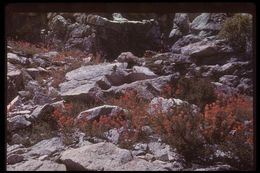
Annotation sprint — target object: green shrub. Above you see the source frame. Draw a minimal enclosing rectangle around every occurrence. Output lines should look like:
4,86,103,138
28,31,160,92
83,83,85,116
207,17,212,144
165,77,217,111
218,14,252,52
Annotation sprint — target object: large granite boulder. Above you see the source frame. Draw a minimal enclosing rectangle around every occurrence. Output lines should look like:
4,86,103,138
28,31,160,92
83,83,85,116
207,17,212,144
60,142,133,171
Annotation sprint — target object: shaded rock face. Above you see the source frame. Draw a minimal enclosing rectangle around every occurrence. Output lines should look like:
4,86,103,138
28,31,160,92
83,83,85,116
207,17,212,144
7,62,24,103
44,13,161,60
169,13,190,43
86,14,161,59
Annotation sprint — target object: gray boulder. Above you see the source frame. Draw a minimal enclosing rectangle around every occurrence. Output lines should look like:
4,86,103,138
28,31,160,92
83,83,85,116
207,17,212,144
60,142,133,171
7,53,29,65
147,97,200,116
76,105,125,123
169,13,190,42
7,115,31,132
7,154,24,165
7,63,24,103
237,78,253,95
219,75,239,88
181,39,233,65
10,133,29,145
25,67,49,80
60,62,158,102
28,104,54,122
113,158,168,171
148,142,185,163
190,13,227,35
104,128,123,144
104,75,174,101
7,159,66,171
116,52,141,67
194,164,233,171
26,137,65,158
49,15,68,36
59,62,126,100
171,34,202,53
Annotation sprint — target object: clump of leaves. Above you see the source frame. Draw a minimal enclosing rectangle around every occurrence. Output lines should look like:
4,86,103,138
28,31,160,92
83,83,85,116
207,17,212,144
203,93,253,170
108,90,150,148
7,39,49,56
162,77,217,111
149,90,253,169
148,102,206,163
52,102,75,144
218,14,252,52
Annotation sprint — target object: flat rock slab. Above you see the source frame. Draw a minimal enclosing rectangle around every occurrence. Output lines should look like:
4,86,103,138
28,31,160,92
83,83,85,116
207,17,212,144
60,142,133,171
27,137,65,158
7,159,66,171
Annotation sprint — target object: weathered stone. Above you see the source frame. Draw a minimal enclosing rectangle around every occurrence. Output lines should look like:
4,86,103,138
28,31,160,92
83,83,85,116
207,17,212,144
104,75,174,101
60,142,133,171
171,34,202,53
25,67,49,79
126,66,157,82
7,144,25,153
10,134,29,145
18,91,31,99
28,104,54,122
104,128,123,144
48,86,60,98
194,164,233,171
237,78,253,95
190,13,227,34
169,13,190,42
181,39,233,65
7,154,24,165
49,15,68,36
27,137,64,158
7,159,66,171
113,158,167,171
24,80,41,93
148,142,185,163
7,115,31,132
76,105,125,122
147,97,199,116
219,75,239,87
59,63,125,99
7,53,28,65
7,95,21,113
7,63,24,102
116,52,141,67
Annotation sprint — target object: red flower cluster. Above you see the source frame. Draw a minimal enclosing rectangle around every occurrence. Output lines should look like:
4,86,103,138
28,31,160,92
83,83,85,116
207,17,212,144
52,102,74,131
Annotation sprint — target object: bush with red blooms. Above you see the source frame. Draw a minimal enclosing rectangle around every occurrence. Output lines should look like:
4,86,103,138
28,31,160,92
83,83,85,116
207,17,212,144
202,93,253,169
160,77,217,111
8,39,49,55
52,102,74,143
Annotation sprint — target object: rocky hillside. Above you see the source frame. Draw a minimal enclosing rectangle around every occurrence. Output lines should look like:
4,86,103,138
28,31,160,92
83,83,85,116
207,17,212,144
6,13,254,171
